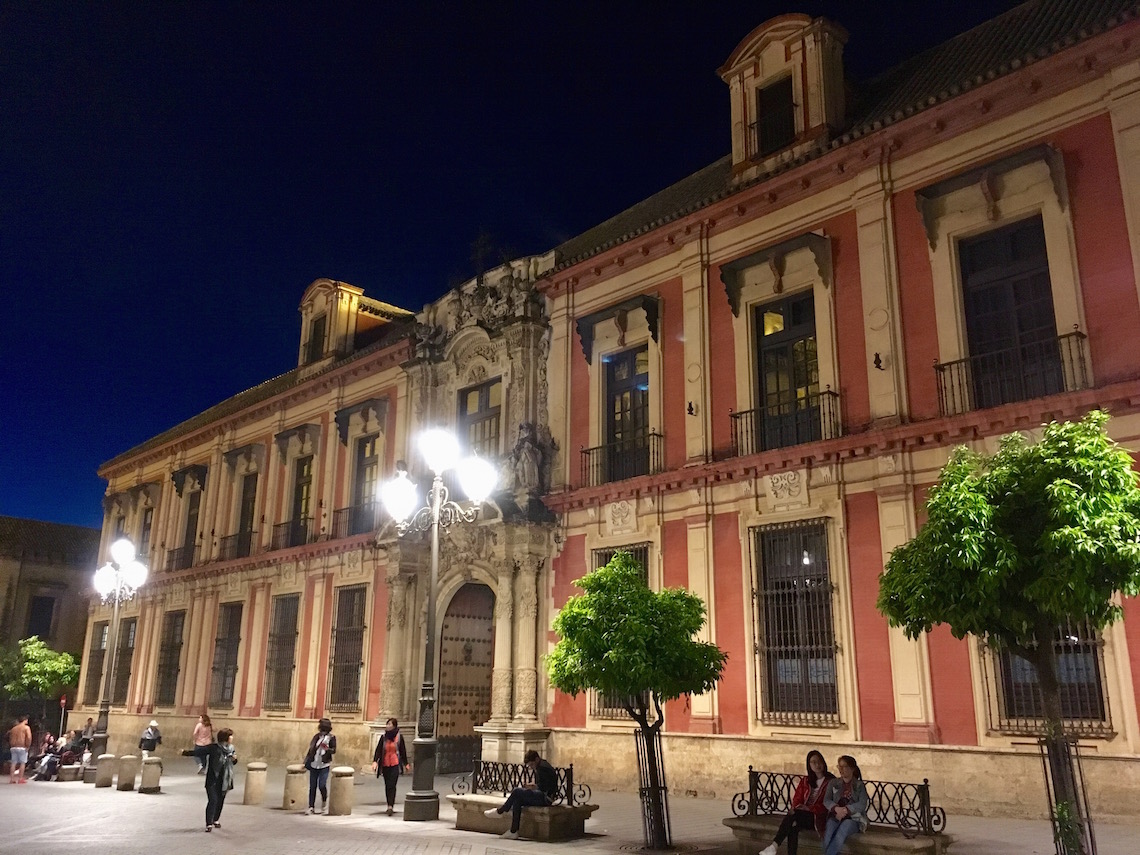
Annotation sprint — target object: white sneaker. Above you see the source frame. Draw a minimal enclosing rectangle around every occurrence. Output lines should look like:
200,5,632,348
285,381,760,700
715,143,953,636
484,808,500,818
760,844,778,855
500,830,519,840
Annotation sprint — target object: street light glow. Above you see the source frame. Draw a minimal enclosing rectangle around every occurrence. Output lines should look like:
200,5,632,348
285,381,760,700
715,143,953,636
457,454,497,503
110,537,136,565
419,428,460,474
94,563,116,597
381,468,419,522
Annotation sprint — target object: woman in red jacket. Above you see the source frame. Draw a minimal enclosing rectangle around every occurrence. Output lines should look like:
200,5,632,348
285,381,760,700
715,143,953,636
759,750,834,855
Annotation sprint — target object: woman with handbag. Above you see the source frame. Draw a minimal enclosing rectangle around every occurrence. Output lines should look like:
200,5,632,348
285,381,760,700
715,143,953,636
821,755,869,855
759,750,834,855
203,728,236,832
371,717,410,816
304,718,336,815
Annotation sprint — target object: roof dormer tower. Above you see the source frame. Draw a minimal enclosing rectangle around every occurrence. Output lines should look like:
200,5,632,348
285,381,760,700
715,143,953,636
718,14,847,176
297,278,365,368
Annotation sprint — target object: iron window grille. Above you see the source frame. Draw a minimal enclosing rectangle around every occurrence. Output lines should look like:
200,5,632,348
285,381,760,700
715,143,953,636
209,602,243,708
263,594,300,710
111,617,137,705
154,610,185,707
980,619,1112,738
327,585,367,712
751,519,841,727
83,621,108,705
589,544,651,719
458,378,503,458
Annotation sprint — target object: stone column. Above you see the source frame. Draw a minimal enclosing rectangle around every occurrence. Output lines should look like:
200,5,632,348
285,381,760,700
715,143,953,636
512,560,539,721
377,572,409,723
490,565,514,721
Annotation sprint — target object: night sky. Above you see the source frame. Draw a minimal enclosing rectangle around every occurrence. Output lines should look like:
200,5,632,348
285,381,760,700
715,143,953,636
1,1,1016,529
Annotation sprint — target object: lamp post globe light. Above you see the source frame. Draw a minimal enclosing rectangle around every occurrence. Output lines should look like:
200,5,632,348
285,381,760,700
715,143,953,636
89,537,148,759
381,427,497,821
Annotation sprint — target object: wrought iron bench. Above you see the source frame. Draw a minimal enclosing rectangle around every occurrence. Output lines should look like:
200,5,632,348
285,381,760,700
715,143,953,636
448,759,598,841
723,767,952,855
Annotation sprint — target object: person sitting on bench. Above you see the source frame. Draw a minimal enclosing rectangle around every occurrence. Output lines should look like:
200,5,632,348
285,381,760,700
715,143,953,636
483,750,559,839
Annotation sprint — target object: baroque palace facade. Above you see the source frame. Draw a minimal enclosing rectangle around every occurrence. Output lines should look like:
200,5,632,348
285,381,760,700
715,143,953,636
82,1,1140,819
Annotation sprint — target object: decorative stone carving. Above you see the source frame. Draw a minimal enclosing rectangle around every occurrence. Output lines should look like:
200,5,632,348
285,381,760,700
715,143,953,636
515,561,538,620
495,572,514,621
379,671,405,720
491,667,513,719
445,523,497,568
878,454,900,475
514,669,538,719
814,464,838,485
280,562,296,585
387,576,408,630
763,469,809,510
344,550,364,578
508,422,544,496
606,499,636,536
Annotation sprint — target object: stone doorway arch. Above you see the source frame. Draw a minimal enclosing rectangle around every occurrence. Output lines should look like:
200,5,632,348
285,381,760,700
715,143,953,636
437,582,495,773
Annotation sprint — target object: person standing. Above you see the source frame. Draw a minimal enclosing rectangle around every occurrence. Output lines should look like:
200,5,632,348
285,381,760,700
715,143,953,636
759,750,834,855
139,720,162,759
191,714,213,773
7,715,32,784
482,749,558,840
203,728,236,832
304,718,336,815
821,755,869,855
371,718,409,815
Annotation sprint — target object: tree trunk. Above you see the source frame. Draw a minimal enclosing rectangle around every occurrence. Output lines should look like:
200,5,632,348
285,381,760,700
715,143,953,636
1026,632,1086,855
626,694,671,849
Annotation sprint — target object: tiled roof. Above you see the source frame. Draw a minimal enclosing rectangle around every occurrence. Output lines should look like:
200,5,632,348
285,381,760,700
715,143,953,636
0,516,100,564
550,0,1140,273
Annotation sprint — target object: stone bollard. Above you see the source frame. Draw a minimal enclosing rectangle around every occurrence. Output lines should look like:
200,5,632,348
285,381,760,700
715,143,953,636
243,762,267,805
94,754,116,788
283,764,307,811
328,766,355,816
116,754,141,791
139,756,162,794
82,765,97,784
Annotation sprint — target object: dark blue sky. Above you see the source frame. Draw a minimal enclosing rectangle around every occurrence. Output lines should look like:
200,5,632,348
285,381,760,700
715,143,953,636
0,1,1013,529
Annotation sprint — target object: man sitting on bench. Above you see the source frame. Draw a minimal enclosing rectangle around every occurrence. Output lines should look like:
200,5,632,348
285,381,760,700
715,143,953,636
484,750,559,839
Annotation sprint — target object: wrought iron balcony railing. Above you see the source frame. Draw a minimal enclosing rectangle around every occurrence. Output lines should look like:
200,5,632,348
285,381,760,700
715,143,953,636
580,432,663,488
332,501,380,539
730,389,841,458
165,544,198,572
935,330,1089,416
271,517,313,551
219,530,257,561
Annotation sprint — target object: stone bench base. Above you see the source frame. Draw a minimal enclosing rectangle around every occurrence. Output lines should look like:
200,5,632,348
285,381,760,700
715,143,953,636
56,765,82,782
723,816,953,855
448,793,599,841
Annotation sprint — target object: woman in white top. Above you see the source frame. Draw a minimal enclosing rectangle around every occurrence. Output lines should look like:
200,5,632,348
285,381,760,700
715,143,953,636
304,718,337,814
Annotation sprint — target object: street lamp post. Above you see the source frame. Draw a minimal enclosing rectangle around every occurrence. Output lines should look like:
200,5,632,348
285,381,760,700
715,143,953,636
89,538,148,760
381,428,496,821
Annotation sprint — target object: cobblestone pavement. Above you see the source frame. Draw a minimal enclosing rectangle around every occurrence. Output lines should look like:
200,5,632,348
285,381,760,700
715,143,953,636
3,756,1133,855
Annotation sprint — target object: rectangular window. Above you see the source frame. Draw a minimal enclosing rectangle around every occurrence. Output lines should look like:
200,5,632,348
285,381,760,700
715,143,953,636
327,585,367,711
604,346,650,481
273,456,314,549
139,507,154,558
209,603,243,707
26,595,56,639
154,610,185,707
112,617,137,705
957,216,1063,409
751,292,822,452
83,622,109,705
264,594,300,709
458,378,503,457
306,314,327,364
756,75,796,157
589,545,651,718
752,520,839,726
341,434,380,537
985,619,1111,737
221,472,259,560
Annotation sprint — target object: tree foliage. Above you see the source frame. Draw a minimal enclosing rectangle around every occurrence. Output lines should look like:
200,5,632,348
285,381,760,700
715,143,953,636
1,636,79,700
546,551,727,723
877,410,1140,652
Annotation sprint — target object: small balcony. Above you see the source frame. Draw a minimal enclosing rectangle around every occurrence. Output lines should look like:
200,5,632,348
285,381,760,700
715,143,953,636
730,389,841,458
580,432,664,488
331,502,379,539
165,544,198,572
219,530,257,561
271,517,313,551
934,331,1089,416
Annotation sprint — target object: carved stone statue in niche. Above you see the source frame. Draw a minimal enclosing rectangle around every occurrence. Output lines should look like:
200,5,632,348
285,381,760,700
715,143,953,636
510,422,543,496
413,322,448,360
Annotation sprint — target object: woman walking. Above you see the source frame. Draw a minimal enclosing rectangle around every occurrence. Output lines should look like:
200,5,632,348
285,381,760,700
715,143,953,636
304,718,336,815
371,718,410,815
203,728,236,832
821,755,869,855
759,750,834,855
192,714,213,773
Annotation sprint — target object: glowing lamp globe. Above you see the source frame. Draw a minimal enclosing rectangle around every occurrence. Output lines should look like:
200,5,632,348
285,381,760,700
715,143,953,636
122,560,148,591
94,564,117,597
110,538,136,566
419,428,460,474
457,455,497,503
382,469,419,522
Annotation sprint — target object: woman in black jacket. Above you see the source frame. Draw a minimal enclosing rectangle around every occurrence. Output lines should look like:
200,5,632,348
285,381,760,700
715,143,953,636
371,718,410,816
304,718,336,815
